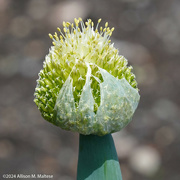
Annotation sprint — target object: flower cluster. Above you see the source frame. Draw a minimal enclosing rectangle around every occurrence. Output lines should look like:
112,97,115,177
34,18,140,135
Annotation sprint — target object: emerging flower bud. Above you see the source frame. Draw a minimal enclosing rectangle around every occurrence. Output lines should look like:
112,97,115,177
34,18,140,135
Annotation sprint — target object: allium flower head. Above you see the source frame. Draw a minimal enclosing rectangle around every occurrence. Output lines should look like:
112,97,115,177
34,18,140,135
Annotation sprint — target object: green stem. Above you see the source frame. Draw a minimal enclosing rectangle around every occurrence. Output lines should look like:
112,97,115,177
77,134,122,180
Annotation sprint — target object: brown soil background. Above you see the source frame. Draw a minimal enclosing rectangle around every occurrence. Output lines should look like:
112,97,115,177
0,0,180,180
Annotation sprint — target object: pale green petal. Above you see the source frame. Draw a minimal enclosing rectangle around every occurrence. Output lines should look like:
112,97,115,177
54,76,77,130
96,67,140,135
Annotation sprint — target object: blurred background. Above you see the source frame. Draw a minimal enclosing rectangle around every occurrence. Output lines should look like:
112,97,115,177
0,0,180,179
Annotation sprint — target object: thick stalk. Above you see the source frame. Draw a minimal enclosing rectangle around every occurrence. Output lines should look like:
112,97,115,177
77,134,122,180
